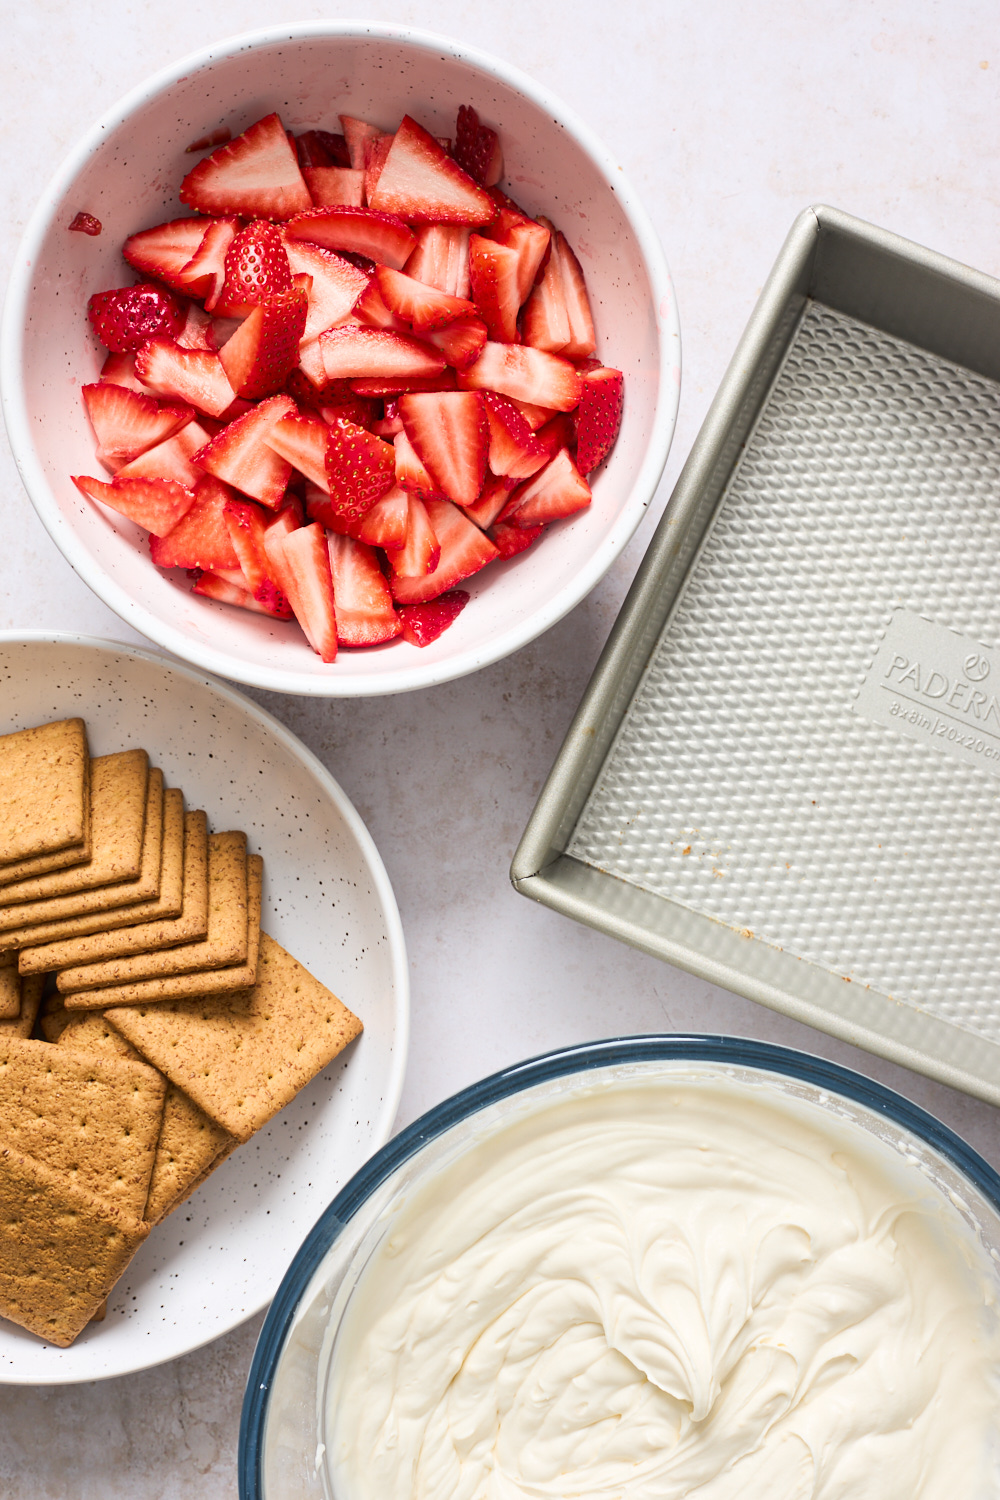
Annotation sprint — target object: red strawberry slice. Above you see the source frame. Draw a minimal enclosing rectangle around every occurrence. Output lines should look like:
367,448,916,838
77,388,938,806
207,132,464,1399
180,112,311,221
398,390,488,508
482,392,548,479
397,588,470,646
122,218,212,290
262,523,338,661
116,419,213,486
186,127,232,153
465,470,517,530
374,266,476,331
133,340,238,419
453,106,503,188
216,221,291,316
522,227,596,360
323,418,396,525
490,519,545,559
534,412,578,462
176,302,218,351
363,135,394,203
421,316,488,371
404,224,472,298
392,495,441,578
217,283,309,399
68,211,102,236
302,166,365,207
192,394,296,507
319,394,380,430
192,571,282,616
295,130,352,169
391,498,499,604
263,413,330,490
352,280,412,335
369,116,493,225
150,475,243,568
327,533,401,646
394,431,443,500
481,204,551,305
88,284,185,353
575,366,624,474
81,383,193,470
72,474,196,536
284,207,416,269
268,492,305,533
319,326,446,383
223,497,293,617
339,115,386,171
349,369,458,397
508,398,555,430
356,484,410,550
459,343,582,411
99,352,147,392
468,236,521,343
500,448,591,526
175,218,241,310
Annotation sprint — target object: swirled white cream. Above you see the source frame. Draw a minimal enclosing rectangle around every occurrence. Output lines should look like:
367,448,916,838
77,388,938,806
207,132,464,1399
325,1076,1000,1499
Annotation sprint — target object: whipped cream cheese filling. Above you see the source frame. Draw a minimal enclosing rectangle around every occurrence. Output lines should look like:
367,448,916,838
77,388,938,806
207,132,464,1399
325,1076,1000,1499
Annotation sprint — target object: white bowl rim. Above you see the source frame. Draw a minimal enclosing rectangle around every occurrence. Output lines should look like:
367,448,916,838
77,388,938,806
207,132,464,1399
1,20,680,697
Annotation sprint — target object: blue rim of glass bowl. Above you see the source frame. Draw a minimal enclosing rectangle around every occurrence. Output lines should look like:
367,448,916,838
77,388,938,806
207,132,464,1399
238,1032,1000,1499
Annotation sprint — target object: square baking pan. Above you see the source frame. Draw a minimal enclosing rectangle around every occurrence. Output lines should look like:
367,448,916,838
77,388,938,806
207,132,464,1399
513,204,1000,1105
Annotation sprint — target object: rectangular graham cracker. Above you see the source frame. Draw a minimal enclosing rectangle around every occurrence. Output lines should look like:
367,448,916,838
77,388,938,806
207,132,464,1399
0,967,19,1022
0,1037,166,1217
0,976,44,1039
0,758,91,886
6,802,199,959
63,856,262,1010
0,751,150,917
0,718,89,867
108,931,363,1141
0,1142,149,1346
57,832,248,994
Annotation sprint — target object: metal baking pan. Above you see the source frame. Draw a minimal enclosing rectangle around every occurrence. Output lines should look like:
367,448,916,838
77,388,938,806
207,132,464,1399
513,204,1000,1105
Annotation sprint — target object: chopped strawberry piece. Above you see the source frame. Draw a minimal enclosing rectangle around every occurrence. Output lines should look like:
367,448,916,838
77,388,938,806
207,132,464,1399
295,130,351,169
398,390,488,508
302,166,365,207
459,343,582,411
453,106,503,188
133,339,238,419
175,301,218,351
363,134,394,203
391,498,499,604
327,533,401,646
490,519,545,559
500,448,591,526
392,495,441,578
522,227,596,360
284,206,416,269
349,369,458,397
323,419,396,525
263,522,338,661
81,383,192,470
375,266,476,331
394,431,442,500
192,394,296,507
186,127,232,153
192,570,280,616
150,475,243,568
319,394,380,429
99,352,147,392
356,484,410,550
482,392,548,479
216,221,291,316
404,224,472,299
397,588,469,646
116,419,213,487
465,470,517,530
68,211,102,236
508,398,556,431
263,412,330,490
575,366,624,474
319,326,446,383
370,116,493,225
174,218,241,310
180,112,311,221
421,316,488,371
268,492,305,533
468,235,521,343
88,284,185,353
123,218,210,290
534,412,578,462
72,474,196,536
481,206,551,305
352,280,412,335
217,284,309,399
302,483,359,537
339,116,386,172
223,497,293,616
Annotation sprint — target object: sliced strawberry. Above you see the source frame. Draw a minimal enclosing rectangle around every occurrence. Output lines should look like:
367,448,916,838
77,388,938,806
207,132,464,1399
263,523,338,661
575,366,624,474
398,391,487,508
508,398,555,431
468,236,520,341
133,339,237,418
465,470,517,530
217,283,309,399
302,482,358,537
352,280,412,335
284,206,416,269
324,419,396,525
490,519,545,559
319,326,446,383
500,448,591,526
216,221,291,316
453,106,503,188
534,412,578,462
192,394,296,507
268,492,305,533
319,394,380,429
88,284,185,353
375,266,476,331
295,130,351,168
392,495,441,578
180,112,311,220
459,343,582,411
122,218,212,290
263,413,330,490
302,165,365,207
99,352,147,392
175,218,241,310
296,336,332,392
81,383,192,470
349,369,458,397
356,484,410,550
72,474,196,536
394,431,442,500
522,227,596,360
369,116,493,225
482,392,548,479
186,127,232,153
150,475,242,568
404,224,472,299
397,588,470,646
327,533,401,646
116,419,213,486
192,570,280,616
363,134,394,203
223,497,293,616
339,115,386,172
390,498,499,604
421,316,488,371
481,205,551,305
175,301,217,351
68,211,102,236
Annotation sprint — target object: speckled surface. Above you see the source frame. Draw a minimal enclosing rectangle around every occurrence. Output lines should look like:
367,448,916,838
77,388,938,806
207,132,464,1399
4,0,1000,1493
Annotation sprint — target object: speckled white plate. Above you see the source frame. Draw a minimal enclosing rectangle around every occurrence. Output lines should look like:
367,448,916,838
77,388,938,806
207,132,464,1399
0,633,408,1384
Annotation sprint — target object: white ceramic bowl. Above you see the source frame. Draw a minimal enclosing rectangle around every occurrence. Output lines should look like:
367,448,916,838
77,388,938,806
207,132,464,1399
0,634,408,1383
1,22,679,697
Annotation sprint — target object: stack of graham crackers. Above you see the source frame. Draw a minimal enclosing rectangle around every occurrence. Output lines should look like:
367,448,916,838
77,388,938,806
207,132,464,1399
0,718,363,1347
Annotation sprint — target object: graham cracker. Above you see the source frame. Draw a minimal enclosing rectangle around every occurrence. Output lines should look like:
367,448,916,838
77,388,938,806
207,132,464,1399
5,802,198,958
108,930,362,1142
57,832,248,994
144,1086,233,1225
0,718,88,866
0,751,150,917
0,1037,165,1217
0,967,19,1022
50,1010,143,1061
0,1142,149,1346
0,976,44,1040
0,760,91,885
